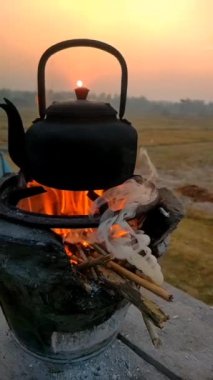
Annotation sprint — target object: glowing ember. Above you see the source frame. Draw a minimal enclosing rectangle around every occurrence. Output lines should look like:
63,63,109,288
64,244,78,265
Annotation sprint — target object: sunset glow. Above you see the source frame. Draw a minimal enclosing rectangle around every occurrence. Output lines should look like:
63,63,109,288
0,0,213,100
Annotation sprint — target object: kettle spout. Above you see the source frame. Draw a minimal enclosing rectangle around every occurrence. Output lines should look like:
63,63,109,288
0,98,26,170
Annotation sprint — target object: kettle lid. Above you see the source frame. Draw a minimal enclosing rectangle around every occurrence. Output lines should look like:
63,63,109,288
45,100,117,120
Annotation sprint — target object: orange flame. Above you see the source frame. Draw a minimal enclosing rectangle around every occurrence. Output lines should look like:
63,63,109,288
18,181,103,263
18,182,134,264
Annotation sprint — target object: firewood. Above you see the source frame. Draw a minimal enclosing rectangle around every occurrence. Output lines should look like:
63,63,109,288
76,244,98,280
90,267,98,280
142,312,162,348
92,243,173,302
76,244,88,262
119,283,169,328
77,254,113,270
108,260,173,302
68,253,81,264
97,265,126,286
97,266,169,328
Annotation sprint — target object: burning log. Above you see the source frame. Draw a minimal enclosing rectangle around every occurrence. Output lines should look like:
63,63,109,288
75,243,99,280
77,253,113,270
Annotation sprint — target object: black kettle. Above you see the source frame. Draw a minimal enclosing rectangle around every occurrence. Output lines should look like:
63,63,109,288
0,39,137,190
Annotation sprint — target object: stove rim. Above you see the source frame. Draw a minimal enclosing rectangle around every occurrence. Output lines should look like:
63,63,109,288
0,173,101,229
0,173,157,230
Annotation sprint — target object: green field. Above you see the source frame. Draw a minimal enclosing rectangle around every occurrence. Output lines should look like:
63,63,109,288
1,109,213,304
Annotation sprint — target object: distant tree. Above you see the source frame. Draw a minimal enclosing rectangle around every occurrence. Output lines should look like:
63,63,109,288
1,89,213,117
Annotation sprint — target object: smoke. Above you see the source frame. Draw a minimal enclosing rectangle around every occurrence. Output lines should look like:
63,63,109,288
135,148,158,184
89,179,164,285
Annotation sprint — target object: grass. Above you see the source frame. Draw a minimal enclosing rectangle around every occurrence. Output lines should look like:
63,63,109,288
0,109,213,304
133,116,213,169
146,142,213,170
133,116,213,305
161,212,213,304
132,116,213,304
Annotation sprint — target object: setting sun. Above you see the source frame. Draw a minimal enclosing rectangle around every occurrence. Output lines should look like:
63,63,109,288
76,80,83,88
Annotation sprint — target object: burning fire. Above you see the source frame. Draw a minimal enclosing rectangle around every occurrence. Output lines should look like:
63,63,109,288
18,180,103,265
18,180,103,240
18,178,164,285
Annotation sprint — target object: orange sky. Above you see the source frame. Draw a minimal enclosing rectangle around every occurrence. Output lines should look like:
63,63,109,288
0,0,213,100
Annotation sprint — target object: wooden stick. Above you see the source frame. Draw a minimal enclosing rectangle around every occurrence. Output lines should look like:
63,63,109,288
119,283,169,328
77,244,98,280
77,244,88,262
93,243,173,302
108,261,173,302
77,254,113,270
142,312,162,348
97,265,169,328
68,254,82,263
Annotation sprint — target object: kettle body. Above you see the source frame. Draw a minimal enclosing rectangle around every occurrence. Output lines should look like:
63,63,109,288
25,100,137,190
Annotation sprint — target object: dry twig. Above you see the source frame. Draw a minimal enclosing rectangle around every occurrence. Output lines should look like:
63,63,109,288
142,312,162,348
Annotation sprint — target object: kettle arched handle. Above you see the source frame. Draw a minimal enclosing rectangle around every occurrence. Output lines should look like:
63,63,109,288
37,39,128,120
